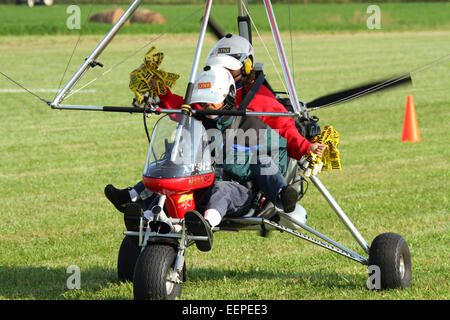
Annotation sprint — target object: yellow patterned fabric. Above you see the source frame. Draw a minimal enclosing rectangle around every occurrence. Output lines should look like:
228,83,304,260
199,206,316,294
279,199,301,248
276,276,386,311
304,125,341,177
129,47,180,105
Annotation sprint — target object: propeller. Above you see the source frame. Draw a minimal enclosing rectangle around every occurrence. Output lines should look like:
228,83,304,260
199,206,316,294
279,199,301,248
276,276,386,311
201,16,413,112
202,16,226,39
306,73,412,110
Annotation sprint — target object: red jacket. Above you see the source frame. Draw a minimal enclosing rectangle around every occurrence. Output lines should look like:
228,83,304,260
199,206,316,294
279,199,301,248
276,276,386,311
158,83,311,160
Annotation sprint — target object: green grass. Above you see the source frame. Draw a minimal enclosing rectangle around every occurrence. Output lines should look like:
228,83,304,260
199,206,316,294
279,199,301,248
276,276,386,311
0,28,449,300
0,2,449,35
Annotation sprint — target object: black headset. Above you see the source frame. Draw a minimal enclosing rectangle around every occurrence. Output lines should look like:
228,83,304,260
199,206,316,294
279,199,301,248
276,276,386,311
223,85,236,110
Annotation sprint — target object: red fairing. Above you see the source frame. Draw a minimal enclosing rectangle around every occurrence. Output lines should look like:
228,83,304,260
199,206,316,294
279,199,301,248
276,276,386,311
167,193,196,219
143,174,214,219
142,173,215,195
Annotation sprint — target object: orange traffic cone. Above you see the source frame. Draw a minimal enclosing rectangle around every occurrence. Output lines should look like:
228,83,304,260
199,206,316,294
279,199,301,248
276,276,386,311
402,95,421,142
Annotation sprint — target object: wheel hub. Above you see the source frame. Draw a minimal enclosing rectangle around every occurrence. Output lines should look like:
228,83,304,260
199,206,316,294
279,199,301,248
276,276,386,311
399,255,406,279
166,267,176,294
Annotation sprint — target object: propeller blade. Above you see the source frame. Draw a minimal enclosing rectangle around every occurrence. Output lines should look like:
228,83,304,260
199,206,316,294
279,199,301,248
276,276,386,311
306,73,412,110
202,16,226,40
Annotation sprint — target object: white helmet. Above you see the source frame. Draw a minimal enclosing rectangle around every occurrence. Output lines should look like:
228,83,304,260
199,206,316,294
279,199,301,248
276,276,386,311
205,34,254,72
190,65,235,105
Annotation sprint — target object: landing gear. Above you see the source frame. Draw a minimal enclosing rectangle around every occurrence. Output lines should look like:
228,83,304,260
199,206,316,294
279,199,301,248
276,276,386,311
133,244,185,300
368,232,412,289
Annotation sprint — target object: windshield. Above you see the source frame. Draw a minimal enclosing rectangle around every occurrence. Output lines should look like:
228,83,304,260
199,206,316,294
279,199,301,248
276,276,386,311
143,115,213,179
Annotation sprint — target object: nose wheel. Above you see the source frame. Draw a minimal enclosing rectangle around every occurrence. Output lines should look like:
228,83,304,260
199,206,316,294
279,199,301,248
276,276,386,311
133,244,185,300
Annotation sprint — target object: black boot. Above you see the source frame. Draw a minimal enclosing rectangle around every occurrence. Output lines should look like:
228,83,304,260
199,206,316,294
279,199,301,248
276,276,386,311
104,184,132,213
278,185,299,213
184,210,213,252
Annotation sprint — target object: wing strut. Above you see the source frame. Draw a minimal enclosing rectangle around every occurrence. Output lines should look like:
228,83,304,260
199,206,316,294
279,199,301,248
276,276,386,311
51,0,143,107
263,0,306,116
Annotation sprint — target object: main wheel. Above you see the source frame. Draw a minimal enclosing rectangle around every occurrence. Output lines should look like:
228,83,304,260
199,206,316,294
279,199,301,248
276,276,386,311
133,244,184,300
117,236,141,282
369,232,412,289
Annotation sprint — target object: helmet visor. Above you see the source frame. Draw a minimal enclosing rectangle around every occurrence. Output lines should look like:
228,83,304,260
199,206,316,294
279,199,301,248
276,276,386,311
205,55,242,71
190,85,224,104
227,53,248,64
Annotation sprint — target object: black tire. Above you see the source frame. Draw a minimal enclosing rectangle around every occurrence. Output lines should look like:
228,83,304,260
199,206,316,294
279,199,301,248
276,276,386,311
133,244,184,300
369,232,412,289
117,236,141,282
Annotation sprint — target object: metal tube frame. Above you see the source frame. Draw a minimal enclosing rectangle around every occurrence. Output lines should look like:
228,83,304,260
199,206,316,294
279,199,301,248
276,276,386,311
126,231,208,243
186,0,213,89
171,0,212,161
262,0,306,116
222,215,368,265
280,212,366,261
50,104,299,117
309,175,370,254
51,0,143,107
262,218,368,265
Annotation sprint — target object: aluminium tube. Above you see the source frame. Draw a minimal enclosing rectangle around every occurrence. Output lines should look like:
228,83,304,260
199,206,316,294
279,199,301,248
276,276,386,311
172,0,213,162
51,104,300,118
262,218,368,264
51,0,143,107
309,175,370,254
262,0,306,115
281,213,368,263
183,0,213,105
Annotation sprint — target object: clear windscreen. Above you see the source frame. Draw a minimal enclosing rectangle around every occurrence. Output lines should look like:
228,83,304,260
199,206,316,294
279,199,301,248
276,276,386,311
143,115,213,179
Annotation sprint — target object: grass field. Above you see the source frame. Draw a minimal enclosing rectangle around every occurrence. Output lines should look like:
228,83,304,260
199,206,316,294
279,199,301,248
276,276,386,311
0,2,449,35
0,3,449,301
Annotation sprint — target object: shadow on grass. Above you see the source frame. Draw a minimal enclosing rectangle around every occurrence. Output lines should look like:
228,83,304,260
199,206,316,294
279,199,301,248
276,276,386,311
186,267,365,290
0,265,118,300
0,264,365,299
